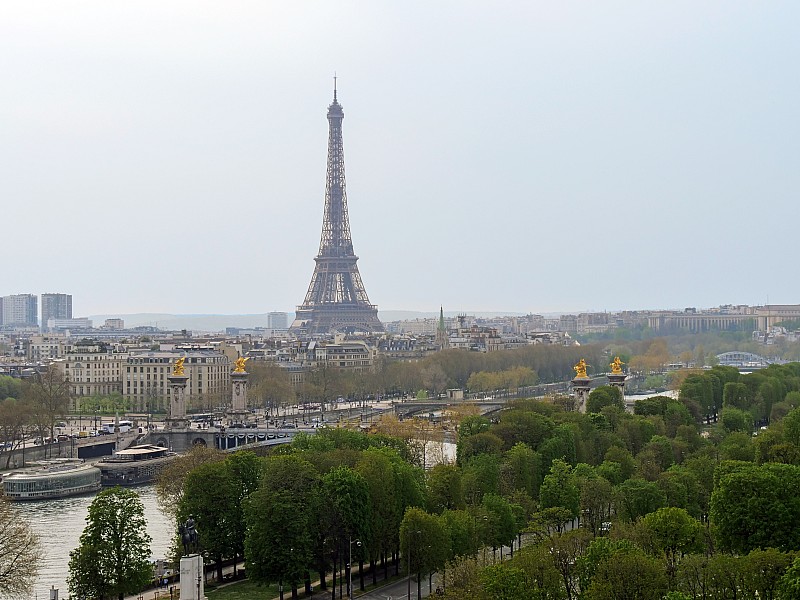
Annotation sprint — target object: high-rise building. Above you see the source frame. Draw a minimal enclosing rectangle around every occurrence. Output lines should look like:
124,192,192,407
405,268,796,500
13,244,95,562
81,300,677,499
42,293,73,329
290,86,383,335
1,294,38,327
267,312,289,330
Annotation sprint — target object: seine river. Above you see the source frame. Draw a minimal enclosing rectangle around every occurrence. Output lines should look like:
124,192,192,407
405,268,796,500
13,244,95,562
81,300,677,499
15,486,173,600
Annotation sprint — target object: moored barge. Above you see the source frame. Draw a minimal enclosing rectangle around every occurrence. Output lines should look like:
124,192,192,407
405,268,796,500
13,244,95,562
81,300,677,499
2,460,101,501
97,444,177,486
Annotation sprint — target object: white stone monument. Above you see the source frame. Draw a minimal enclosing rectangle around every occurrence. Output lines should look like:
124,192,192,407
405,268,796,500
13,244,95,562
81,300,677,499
180,554,207,600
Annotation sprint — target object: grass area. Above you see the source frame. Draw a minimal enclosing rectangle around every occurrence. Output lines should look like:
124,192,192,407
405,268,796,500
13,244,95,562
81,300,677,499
204,570,410,600
206,579,280,599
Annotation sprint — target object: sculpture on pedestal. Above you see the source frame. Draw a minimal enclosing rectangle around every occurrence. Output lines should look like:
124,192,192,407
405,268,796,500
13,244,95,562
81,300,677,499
573,358,589,379
179,515,200,555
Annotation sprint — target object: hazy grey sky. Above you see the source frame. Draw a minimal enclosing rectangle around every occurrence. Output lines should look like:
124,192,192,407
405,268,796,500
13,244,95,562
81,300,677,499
2,2,797,318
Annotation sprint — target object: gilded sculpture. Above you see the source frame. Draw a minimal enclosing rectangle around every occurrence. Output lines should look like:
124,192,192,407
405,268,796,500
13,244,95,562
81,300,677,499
172,357,186,376
610,356,625,374
573,359,589,379
233,357,249,373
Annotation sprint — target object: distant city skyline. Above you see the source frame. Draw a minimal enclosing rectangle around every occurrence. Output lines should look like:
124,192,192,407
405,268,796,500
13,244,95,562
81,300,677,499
2,3,797,316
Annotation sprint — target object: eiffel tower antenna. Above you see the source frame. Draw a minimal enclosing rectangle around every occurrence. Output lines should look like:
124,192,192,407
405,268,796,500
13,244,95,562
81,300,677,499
290,86,383,336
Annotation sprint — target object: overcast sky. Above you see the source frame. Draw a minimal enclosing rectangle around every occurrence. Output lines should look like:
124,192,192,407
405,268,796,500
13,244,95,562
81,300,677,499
2,2,797,318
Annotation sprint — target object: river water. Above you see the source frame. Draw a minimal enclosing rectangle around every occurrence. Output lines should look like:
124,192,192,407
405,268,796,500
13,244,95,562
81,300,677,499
15,486,173,600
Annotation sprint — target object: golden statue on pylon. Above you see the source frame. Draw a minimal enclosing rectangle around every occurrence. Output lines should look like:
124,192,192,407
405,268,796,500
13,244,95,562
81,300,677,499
573,359,589,379
233,357,249,373
172,357,186,376
610,356,625,374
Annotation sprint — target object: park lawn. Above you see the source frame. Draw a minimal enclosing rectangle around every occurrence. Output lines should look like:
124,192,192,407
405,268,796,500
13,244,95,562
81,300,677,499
206,578,280,599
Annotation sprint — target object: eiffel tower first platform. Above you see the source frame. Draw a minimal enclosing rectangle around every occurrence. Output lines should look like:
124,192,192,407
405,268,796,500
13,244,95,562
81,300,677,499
289,86,383,336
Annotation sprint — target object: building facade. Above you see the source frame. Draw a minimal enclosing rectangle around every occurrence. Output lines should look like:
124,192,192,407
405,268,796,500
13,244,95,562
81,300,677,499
57,343,126,408
1,294,38,327
41,293,72,328
122,349,231,412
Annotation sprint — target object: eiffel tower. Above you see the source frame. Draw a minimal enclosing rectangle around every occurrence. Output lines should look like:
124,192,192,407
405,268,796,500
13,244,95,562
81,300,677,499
290,85,383,335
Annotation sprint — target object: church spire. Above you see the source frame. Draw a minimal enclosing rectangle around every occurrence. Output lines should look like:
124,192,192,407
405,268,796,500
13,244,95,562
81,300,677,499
436,306,449,350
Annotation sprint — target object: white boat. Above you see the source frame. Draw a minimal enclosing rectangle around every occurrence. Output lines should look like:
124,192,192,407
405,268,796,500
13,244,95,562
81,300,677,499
2,460,101,501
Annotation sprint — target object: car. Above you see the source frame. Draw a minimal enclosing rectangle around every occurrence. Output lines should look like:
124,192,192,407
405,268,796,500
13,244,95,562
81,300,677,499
267,434,276,439
57,434,69,442
55,421,67,428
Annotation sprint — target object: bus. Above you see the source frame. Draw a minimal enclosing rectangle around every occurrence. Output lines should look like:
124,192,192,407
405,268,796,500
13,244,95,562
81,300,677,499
100,420,133,434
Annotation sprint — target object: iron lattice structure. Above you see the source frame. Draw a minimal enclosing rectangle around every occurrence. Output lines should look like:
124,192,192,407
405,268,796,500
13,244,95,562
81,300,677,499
290,89,383,335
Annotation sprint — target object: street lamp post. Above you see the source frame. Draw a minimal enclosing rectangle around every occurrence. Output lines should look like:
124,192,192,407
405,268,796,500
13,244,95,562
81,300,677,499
348,537,361,600
407,530,420,600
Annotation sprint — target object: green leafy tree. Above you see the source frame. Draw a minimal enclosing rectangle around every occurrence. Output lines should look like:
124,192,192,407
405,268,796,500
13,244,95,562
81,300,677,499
638,507,703,583
225,451,263,570
426,463,464,513
587,386,624,414
740,547,792,600
580,474,613,537
583,543,668,600
319,466,372,596
480,564,532,600
723,382,751,410
720,406,753,433
482,494,518,560
711,461,800,553
439,509,478,560
613,478,666,522
357,448,400,585
245,456,319,597
502,442,539,498
179,460,238,581
399,507,449,599
778,555,800,599
540,459,579,520
68,487,152,600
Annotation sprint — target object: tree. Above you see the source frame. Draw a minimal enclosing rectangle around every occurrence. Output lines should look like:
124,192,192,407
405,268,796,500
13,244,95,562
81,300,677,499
482,494,518,560
720,406,753,433
0,495,40,598
319,466,372,597
248,361,295,413
480,564,532,600
613,478,666,522
155,444,225,517
0,397,32,468
539,459,579,520
711,461,800,553
23,365,70,451
357,448,401,586
586,386,624,414
399,507,449,599
179,460,239,581
778,555,800,599
68,487,152,600
426,463,464,513
638,507,703,583
583,543,668,600
246,456,319,597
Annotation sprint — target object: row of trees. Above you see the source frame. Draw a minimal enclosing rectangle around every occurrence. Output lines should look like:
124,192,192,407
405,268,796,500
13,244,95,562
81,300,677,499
0,369,71,466
679,363,800,426
244,345,601,412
